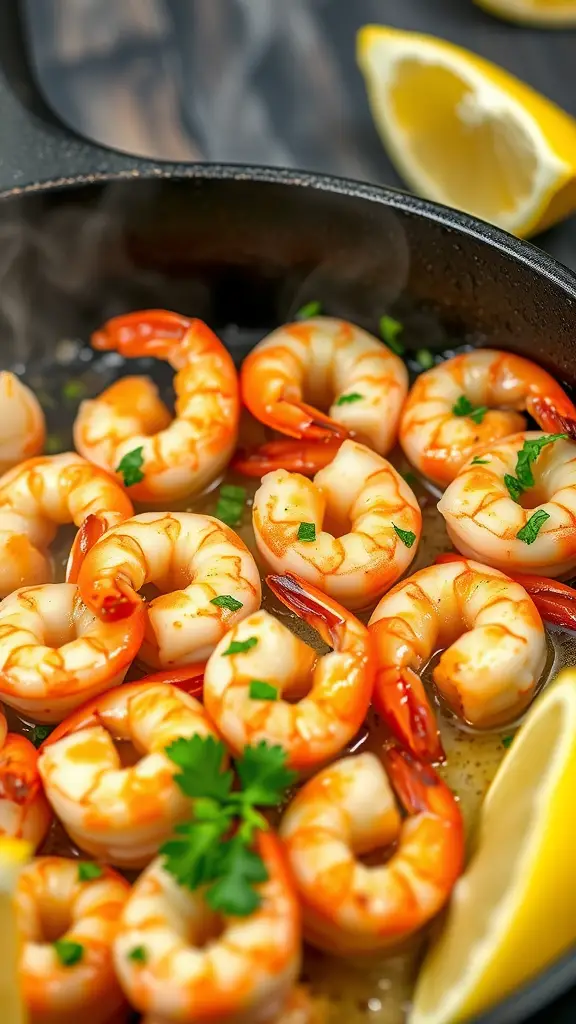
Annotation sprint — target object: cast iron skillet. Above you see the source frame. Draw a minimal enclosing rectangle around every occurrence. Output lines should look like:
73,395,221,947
1,11,576,1023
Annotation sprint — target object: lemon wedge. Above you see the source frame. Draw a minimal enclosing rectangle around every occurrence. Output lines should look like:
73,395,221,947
357,25,576,236
0,838,31,1024
474,0,576,26
410,669,576,1024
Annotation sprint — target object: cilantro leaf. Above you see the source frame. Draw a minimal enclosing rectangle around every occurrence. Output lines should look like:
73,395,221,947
452,396,488,423
379,315,404,355
210,594,243,613
165,735,232,801
206,838,269,916
160,817,226,889
222,637,258,656
215,484,246,528
471,456,489,465
504,474,524,503
515,434,567,490
249,680,278,701
516,509,550,545
236,741,297,807
297,522,316,542
128,946,147,963
415,348,434,370
77,862,103,882
54,940,84,967
30,724,53,747
296,300,322,319
220,485,246,502
116,446,145,487
335,392,363,406
392,523,416,548
502,734,514,749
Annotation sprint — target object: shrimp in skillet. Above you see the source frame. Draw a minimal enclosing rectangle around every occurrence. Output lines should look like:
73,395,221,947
0,372,45,474
438,431,576,577
38,681,220,868
113,832,300,1024
76,511,261,670
0,583,145,722
238,317,408,472
280,749,463,955
368,559,547,762
0,707,51,848
0,452,133,599
16,856,130,1024
399,350,576,487
252,440,421,610
73,310,239,503
204,572,374,771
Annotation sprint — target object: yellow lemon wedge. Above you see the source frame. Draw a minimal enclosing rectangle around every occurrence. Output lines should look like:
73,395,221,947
357,25,576,236
409,669,576,1024
0,838,31,1024
474,0,576,26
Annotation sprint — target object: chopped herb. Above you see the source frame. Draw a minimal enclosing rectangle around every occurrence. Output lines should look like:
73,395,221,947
452,395,488,423
379,315,404,355
504,473,525,503
516,509,550,545
297,522,316,542
471,456,490,465
415,348,434,370
30,724,53,747
77,862,103,882
402,470,417,486
469,406,489,424
116,446,145,487
128,946,147,963
502,734,514,749
161,736,296,916
215,484,246,528
392,523,416,548
54,940,84,967
222,637,258,656
249,680,278,701
220,485,247,502
296,300,322,319
62,379,87,401
210,595,243,613
335,392,363,406
45,434,64,455
515,433,567,490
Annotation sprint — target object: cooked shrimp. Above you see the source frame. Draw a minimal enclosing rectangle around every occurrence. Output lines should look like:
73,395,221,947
76,511,261,669
399,350,576,486
204,572,374,771
280,748,463,955
38,681,221,868
0,452,133,599
240,317,408,464
368,559,547,762
0,583,145,723
438,431,576,577
0,372,45,474
113,832,301,1024
16,855,130,1024
0,707,51,848
252,440,421,610
73,309,239,503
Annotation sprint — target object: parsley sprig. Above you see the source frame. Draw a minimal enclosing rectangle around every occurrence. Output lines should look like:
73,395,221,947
116,446,145,487
501,434,567,506
161,736,296,916
452,395,488,423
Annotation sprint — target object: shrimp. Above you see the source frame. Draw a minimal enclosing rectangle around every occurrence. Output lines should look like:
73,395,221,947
0,452,133,599
279,749,463,956
368,559,547,762
0,372,45,474
38,681,221,868
399,350,576,486
73,309,239,503
252,440,421,610
203,572,374,771
15,855,130,1024
0,583,145,723
0,707,51,849
113,831,301,1024
438,431,576,577
76,511,261,669
240,317,408,468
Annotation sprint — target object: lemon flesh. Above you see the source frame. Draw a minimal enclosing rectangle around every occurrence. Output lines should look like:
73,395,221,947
0,838,31,1024
357,26,576,236
475,0,576,26
410,670,576,1024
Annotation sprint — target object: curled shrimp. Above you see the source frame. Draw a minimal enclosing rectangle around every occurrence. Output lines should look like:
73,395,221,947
240,317,408,461
38,680,221,868
76,511,261,669
438,431,576,577
73,309,239,503
0,372,45,474
16,855,130,1024
0,583,145,722
280,749,463,955
368,559,547,762
203,572,374,771
113,832,301,1024
399,350,576,486
0,452,133,599
0,707,51,849
252,440,421,610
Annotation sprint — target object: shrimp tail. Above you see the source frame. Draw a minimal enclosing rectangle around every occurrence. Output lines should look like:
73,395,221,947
133,663,205,697
384,746,463,831
526,394,576,440
232,438,344,476
265,399,349,443
372,659,445,764
266,571,350,649
0,734,40,804
66,513,108,584
92,309,213,360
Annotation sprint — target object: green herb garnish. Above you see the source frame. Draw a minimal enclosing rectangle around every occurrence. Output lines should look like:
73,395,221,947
297,522,316,542
45,434,64,455
30,724,53,747
335,392,363,406
452,396,488,423
379,315,404,355
502,734,514,749
210,595,243,613
161,736,296,916
415,348,434,370
222,637,258,656
62,379,87,401
392,523,416,548
504,473,525,503
515,434,567,490
116,446,145,487
249,680,278,701
402,470,418,486
295,300,322,319
77,863,103,882
128,946,147,963
471,456,490,465
54,940,84,967
215,484,246,528
516,509,550,545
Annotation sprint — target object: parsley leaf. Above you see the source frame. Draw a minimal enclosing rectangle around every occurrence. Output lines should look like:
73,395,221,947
249,680,278,701
165,735,233,801
236,742,297,808
210,594,243,613
452,396,488,423
515,434,567,490
222,636,258,656
297,522,316,542
471,456,489,465
502,734,514,749
516,509,550,545
206,838,268,916
161,817,227,889
415,348,434,370
77,862,103,882
215,484,246,528
392,523,416,548
296,300,322,319
30,724,53,747
504,473,525,503
128,946,147,963
379,315,404,355
335,392,363,406
116,446,145,487
54,940,84,967
62,379,87,401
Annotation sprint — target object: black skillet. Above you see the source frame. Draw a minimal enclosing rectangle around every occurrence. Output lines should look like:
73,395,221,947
0,8,575,1024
